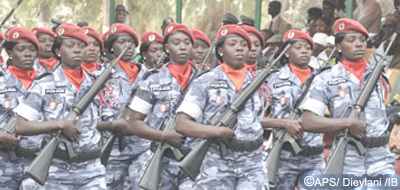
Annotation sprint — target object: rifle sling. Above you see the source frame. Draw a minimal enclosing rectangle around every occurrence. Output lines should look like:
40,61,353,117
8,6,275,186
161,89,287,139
336,131,390,148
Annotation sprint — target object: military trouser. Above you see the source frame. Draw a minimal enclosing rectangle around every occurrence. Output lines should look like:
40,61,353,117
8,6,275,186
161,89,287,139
0,151,24,189
195,147,269,190
21,158,106,190
269,149,325,190
106,148,151,190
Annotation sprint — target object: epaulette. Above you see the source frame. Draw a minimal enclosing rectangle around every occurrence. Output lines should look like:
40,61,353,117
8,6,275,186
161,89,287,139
317,66,332,74
35,72,52,80
142,69,159,80
194,69,211,79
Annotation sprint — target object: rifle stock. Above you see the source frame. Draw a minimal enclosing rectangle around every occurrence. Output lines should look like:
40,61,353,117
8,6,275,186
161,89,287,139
26,42,133,185
100,106,129,165
323,33,397,174
179,44,292,180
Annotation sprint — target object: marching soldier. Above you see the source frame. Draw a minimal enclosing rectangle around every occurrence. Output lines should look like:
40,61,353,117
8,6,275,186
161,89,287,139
127,22,196,189
189,29,211,70
176,24,269,189
15,23,107,189
139,31,164,71
81,26,104,75
32,27,57,73
261,29,325,189
302,18,394,175
0,27,40,189
95,23,146,190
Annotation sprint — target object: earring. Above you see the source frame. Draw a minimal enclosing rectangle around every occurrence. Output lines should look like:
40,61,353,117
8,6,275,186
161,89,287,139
143,57,147,61
338,49,342,53
220,53,223,57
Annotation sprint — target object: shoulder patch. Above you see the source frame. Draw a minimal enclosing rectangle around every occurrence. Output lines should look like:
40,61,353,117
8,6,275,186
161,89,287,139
273,81,292,88
35,72,52,80
327,78,347,85
209,81,229,89
142,69,159,80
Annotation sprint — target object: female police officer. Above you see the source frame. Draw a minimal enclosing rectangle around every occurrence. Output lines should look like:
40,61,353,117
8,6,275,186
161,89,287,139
176,24,269,189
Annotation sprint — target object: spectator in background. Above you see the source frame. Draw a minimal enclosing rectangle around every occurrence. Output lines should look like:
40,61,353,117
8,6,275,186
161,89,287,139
222,12,239,25
265,0,291,35
315,17,333,36
115,4,129,24
353,0,382,34
307,7,323,25
240,14,254,26
322,0,337,22
309,32,328,69
161,17,174,35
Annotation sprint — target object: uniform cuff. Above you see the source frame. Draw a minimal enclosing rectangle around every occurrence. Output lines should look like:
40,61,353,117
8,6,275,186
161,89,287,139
14,103,41,121
129,97,152,115
302,98,325,116
176,102,202,121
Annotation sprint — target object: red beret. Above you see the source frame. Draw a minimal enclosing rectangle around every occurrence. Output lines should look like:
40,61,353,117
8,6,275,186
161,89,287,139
82,26,104,51
56,23,89,45
333,18,369,38
140,31,164,43
164,22,195,44
191,29,211,47
216,24,252,50
240,25,265,49
6,27,40,50
108,23,139,46
283,29,314,49
0,32,3,40
32,27,55,37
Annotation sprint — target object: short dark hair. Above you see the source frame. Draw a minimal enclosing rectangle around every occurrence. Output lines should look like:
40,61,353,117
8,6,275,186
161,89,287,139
51,37,63,60
215,37,226,62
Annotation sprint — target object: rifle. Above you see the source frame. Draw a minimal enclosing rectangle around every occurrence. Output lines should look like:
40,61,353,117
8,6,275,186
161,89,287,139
323,33,398,174
26,42,134,185
100,105,129,165
179,44,292,180
150,52,166,69
266,68,318,185
138,41,216,190
0,0,23,29
0,112,17,162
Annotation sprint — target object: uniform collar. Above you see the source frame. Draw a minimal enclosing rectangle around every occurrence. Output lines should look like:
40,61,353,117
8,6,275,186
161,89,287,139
333,60,374,83
214,65,253,92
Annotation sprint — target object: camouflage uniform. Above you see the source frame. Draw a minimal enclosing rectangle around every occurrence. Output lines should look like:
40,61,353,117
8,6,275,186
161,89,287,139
0,71,43,189
266,65,325,190
101,63,149,190
15,66,106,189
129,63,197,190
302,61,394,175
33,59,50,74
176,65,269,190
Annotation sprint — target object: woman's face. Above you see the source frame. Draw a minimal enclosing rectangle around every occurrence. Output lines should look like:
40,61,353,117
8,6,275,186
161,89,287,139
112,34,136,62
315,19,329,34
9,41,37,70
56,38,87,70
219,36,249,69
83,36,101,63
244,34,262,65
142,42,163,66
325,43,336,58
337,32,367,62
37,34,54,58
164,32,192,65
189,39,209,64
287,40,312,69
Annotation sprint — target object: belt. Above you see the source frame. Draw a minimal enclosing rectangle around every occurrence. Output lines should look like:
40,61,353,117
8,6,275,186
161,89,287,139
53,148,100,163
282,144,325,156
225,135,264,152
361,131,390,148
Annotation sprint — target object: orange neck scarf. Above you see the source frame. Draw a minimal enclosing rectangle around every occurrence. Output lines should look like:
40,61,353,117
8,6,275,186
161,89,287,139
8,65,36,90
246,62,257,72
38,57,58,71
168,63,192,91
62,67,85,91
117,60,139,84
341,58,367,84
221,63,247,92
81,62,100,74
289,64,312,86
